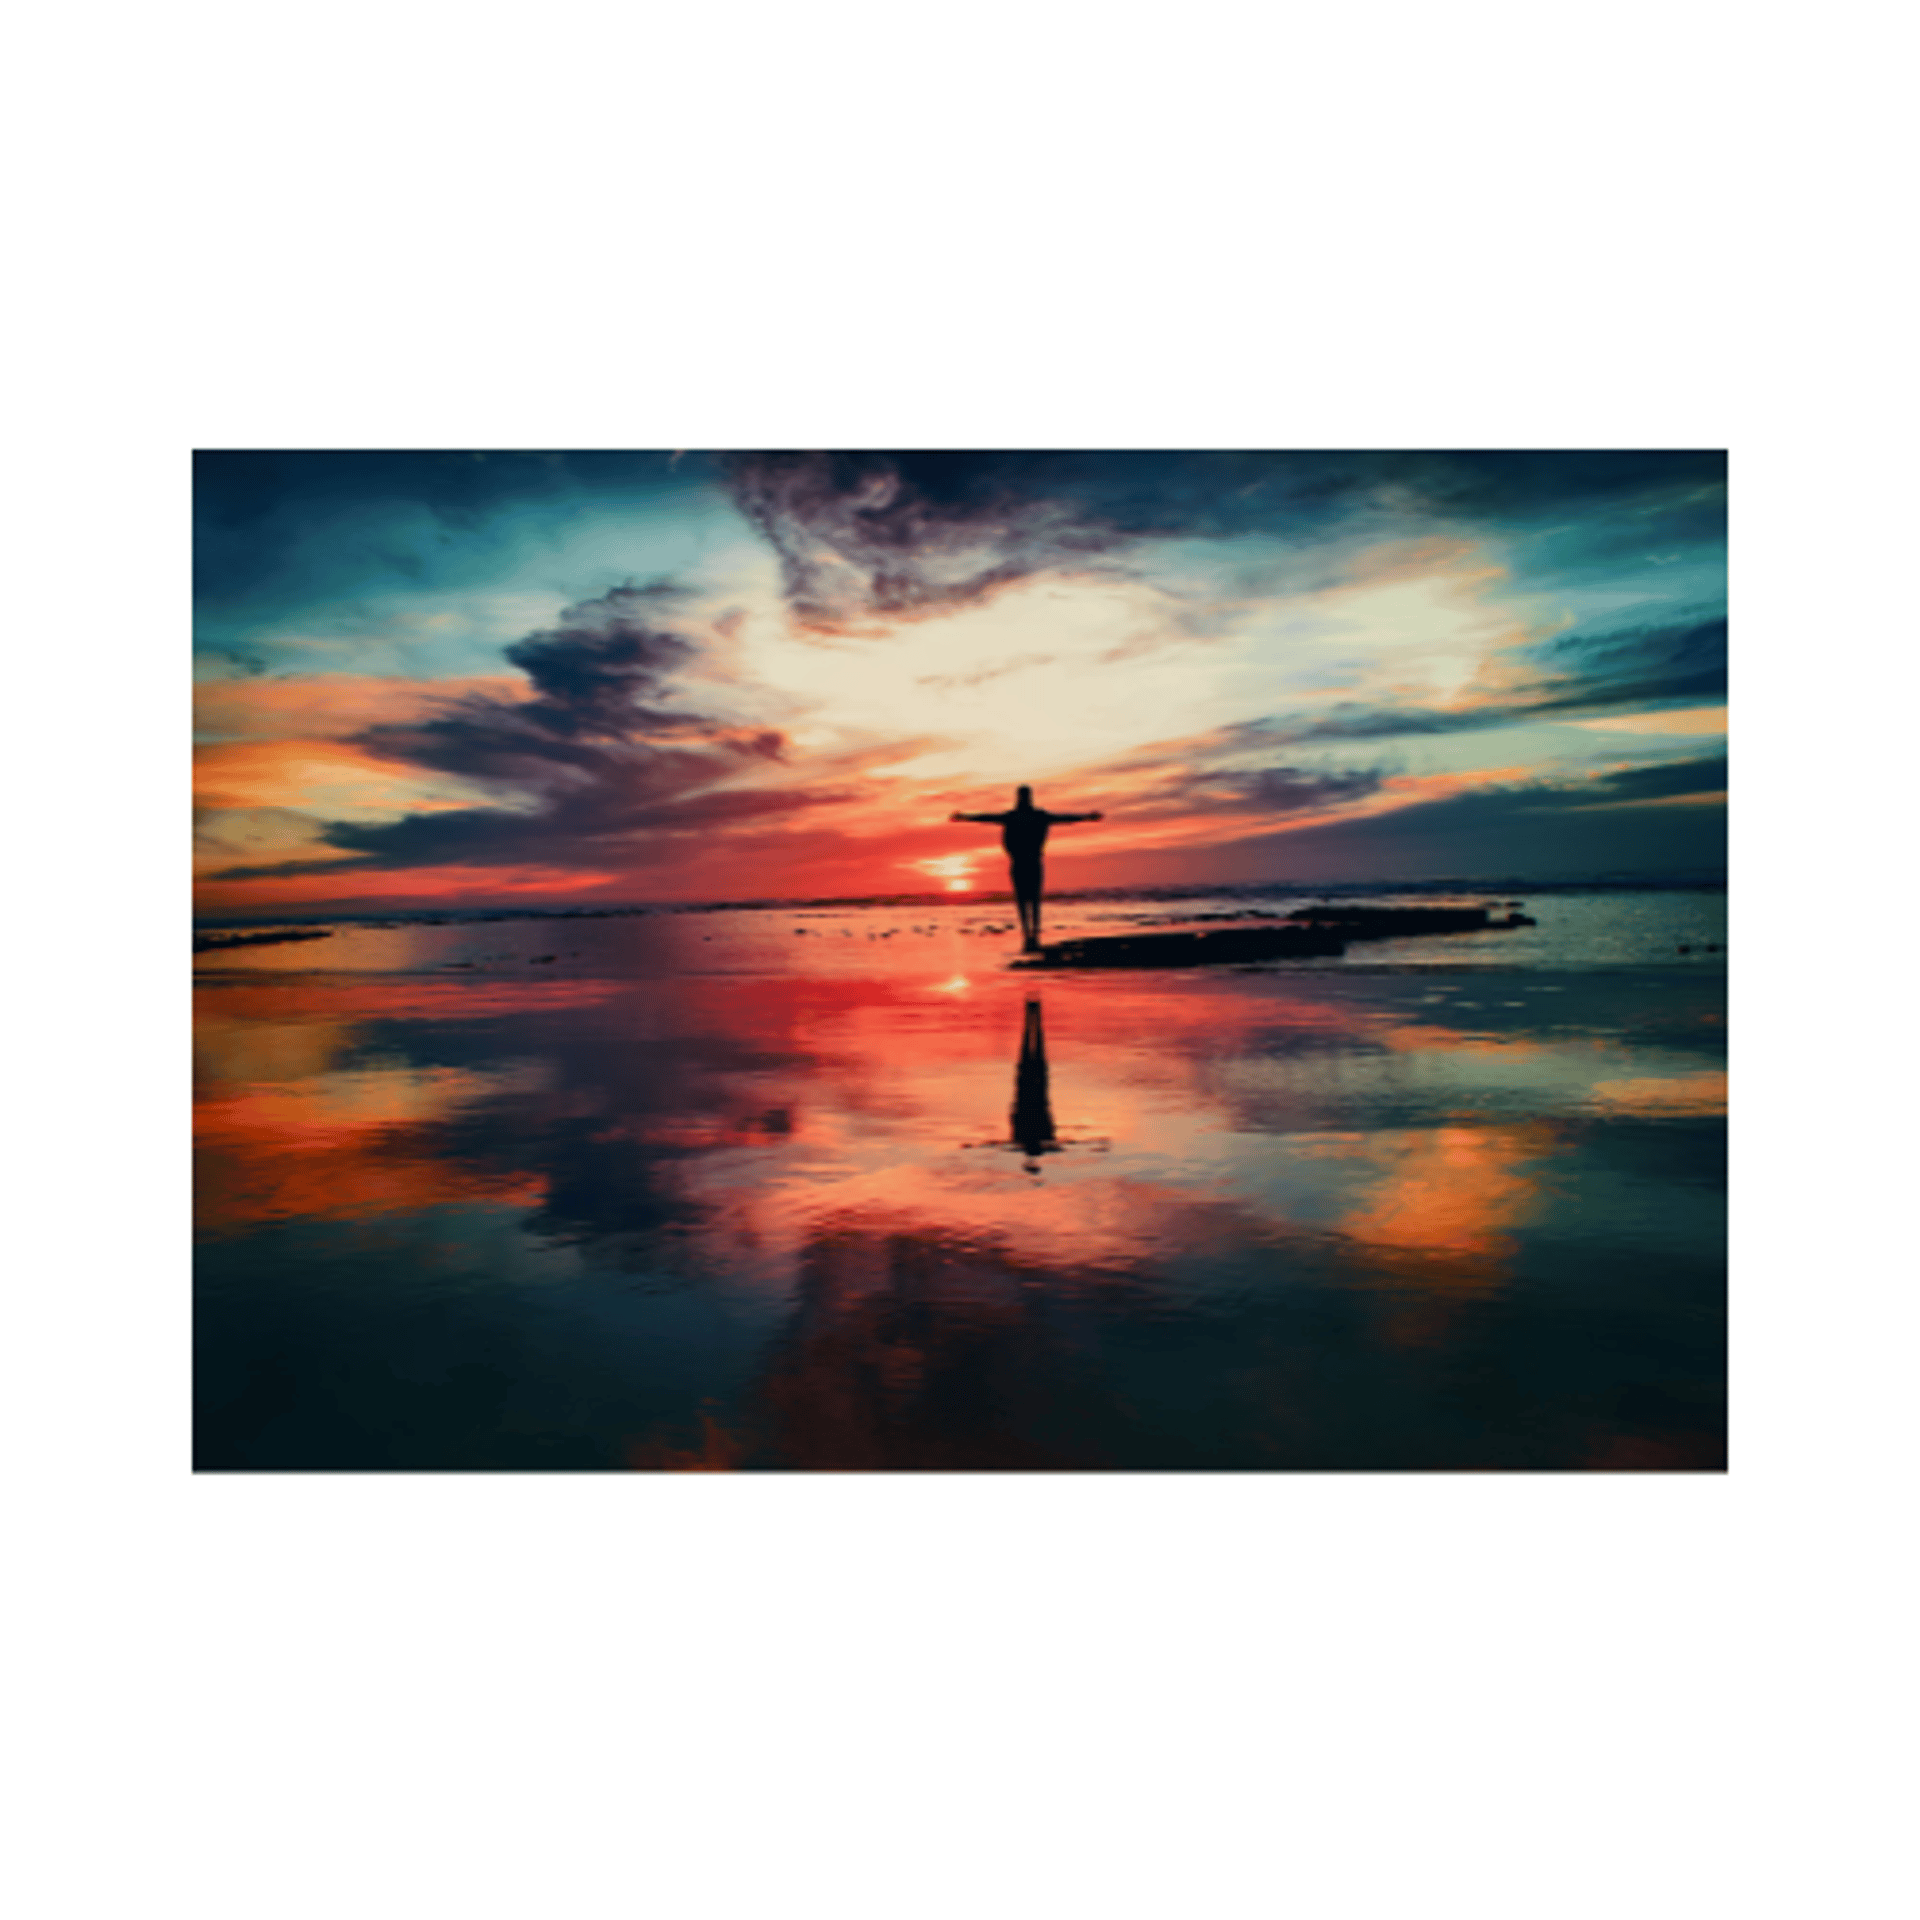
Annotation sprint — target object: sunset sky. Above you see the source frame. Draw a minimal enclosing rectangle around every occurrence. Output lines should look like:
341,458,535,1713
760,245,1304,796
193,450,1726,916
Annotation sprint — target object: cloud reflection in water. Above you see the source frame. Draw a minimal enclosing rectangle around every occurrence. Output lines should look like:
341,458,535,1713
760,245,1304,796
195,923,1725,1470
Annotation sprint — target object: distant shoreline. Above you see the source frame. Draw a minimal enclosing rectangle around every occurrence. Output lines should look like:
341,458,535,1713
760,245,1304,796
192,873,1727,936
193,927,336,955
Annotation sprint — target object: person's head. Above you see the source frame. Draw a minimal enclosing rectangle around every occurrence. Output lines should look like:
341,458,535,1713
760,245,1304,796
1015,785,1034,808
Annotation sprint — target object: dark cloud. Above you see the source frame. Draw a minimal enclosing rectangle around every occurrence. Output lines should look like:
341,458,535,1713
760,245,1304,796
1074,749,1384,825
718,452,1124,632
1189,755,1728,886
204,585,816,881
1521,614,1727,713
206,774,827,882
1180,764,1384,816
1557,754,1727,805
1235,616,1728,747
719,450,1727,632
348,585,746,788
313,779,816,872
497,585,696,737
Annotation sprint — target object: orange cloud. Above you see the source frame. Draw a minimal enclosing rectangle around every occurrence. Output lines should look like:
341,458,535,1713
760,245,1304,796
194,862,625,917
194,674,528,742
194,737,505,819
1569,706,1728,737
1572,790,1727,812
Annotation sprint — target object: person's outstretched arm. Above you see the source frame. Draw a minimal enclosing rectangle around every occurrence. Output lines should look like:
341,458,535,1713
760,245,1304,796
950,811,1007,823
1047,810,1104,823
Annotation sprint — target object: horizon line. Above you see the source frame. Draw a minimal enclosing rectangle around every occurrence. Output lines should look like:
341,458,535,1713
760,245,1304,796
192,870,1728,930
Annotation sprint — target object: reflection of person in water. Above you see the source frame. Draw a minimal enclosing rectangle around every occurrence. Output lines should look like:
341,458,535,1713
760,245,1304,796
1010,999,1059,1172
950,785,1103,952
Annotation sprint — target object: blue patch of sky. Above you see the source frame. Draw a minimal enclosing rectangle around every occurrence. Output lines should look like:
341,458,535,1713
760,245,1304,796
194,472,773,683
1484,487,1725,628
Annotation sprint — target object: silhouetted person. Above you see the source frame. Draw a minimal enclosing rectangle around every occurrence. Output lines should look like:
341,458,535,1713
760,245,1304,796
1010,999,1058,1171
950,785,1102,952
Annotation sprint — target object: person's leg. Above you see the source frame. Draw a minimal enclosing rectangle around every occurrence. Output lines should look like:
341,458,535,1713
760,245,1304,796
1014,861,1044,950
1011,865,1035,949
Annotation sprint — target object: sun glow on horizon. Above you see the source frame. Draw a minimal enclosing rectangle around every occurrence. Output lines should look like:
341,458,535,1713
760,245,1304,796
911,854,978,890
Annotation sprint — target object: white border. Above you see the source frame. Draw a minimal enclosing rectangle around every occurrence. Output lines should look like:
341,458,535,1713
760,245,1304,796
13,2,1910,1915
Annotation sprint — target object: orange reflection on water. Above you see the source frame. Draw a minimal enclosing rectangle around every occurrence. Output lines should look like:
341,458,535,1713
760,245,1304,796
1336,1121,1560,1345
197,1127,546,1235
1588,1070,1728,1116
1342,1123,1555,1258
194,1013,353,1089
753,1221,1106,1470
1377,1022,1545,1057
196,1058,549,1234
624,1415,750,1471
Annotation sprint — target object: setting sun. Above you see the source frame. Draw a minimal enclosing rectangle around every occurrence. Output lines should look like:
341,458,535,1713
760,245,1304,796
912,854,977,891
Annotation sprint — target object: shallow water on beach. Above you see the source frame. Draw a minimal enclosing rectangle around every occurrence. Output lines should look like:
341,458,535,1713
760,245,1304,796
195,891,1726,1470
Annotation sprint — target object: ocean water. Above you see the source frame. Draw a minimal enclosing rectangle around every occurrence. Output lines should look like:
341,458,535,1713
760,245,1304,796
194,886,1726,1470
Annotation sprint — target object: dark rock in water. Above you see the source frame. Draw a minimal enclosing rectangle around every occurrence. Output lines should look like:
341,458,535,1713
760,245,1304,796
193,927,334,955
1285,905,1510,938
1016,925,1346,969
